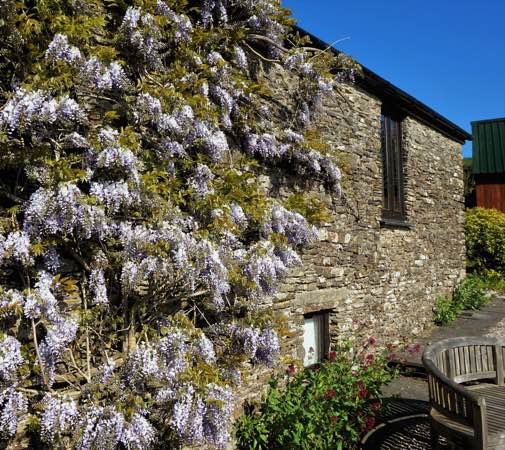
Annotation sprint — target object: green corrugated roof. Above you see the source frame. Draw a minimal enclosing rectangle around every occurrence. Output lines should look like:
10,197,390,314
472,118,505,175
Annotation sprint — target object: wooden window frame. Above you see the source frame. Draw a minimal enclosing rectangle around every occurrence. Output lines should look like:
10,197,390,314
303,310,330,367
381,108,407,224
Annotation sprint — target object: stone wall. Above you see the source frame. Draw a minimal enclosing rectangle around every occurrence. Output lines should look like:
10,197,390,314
262,69,466,369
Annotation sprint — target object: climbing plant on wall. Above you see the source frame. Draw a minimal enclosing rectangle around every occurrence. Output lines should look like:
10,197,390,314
0,1,358,447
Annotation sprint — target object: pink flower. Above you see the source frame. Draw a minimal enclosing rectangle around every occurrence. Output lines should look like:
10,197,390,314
324,389,336,400
365,354,375,366
286,364,297,376
367,337,377,346
328,350,336,361
357,380,369,399
370,402,381,412
330,415,339,425
365,416,375,430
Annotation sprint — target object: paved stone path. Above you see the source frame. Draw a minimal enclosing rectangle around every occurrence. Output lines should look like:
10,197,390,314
363,294,505,449
403,294,505,366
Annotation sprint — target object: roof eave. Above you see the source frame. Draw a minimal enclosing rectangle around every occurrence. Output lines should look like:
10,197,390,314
296,27,472,145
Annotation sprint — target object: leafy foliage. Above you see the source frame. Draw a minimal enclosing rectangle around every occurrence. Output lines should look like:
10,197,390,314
433,296,458,326
234,341,397,450
433,275,489,325
0,0,359,448
466,207,505,277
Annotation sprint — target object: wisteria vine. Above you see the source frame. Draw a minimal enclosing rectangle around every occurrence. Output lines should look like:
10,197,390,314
0,0,358,448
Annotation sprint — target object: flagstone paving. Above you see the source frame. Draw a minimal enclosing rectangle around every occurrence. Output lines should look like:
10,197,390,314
402,294,505,366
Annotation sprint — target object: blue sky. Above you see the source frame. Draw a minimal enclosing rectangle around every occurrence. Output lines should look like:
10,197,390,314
283,0,505,158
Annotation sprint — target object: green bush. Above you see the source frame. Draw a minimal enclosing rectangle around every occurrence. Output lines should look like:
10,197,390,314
234,341,397,450
454,275,488,310
433,296,458,325
433,275,489,325
466,208,505,276
478,269,505,293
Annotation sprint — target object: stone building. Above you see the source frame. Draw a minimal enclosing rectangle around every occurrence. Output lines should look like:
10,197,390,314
258,29,472,375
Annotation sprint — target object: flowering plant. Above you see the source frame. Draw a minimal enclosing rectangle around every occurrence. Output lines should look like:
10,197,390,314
0,0,358,447
235,340,397,449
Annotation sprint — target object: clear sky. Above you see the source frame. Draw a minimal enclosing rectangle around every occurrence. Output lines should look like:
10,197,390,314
283,0,505,158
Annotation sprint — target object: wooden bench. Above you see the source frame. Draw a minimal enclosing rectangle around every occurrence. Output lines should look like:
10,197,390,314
422,337,505,450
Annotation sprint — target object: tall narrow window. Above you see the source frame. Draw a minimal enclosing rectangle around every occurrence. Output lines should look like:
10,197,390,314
381,110,406,221
303,311,330,367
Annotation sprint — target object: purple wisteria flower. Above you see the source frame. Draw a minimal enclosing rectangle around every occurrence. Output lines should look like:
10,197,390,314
171,385,205,444
0,289,24,318
192,120,229,161
45,34,81,64
0,89,86,133
200,241,230,309
156,0,193,42
0,388,27,439
234,326,259,360
253,328,280,366
121,413,156,449
40,395,79,444
0,230,33,266
23,271,58,321
244,241,290,296
235,46,248,69
124,343,160,385
0,336,23,382
229,203,248,229
39,317,78,384
284,128,304,143
159,332,188,380
24,185,84,237
220,366,242,386
43,246,61,273
244,132,288,159
76,406,125,450
94,358,116,384
194,334,216,364
202,383,234,449
94,138,141,183
189,164,214,197
81,57,129,92
23,183,110,239
89,268,108,305
298,101,311,125
90,181,139,214
119,7,163,71
267,203,318,246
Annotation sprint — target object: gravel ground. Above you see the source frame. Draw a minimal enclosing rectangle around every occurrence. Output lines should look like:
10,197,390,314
485,294,505,337
486,317,505,337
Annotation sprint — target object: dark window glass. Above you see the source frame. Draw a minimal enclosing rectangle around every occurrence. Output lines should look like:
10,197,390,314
381,112,405,220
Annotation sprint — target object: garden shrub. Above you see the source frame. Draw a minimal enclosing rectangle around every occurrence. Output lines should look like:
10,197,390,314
433,296,458,326
0,1,360,448
433,275,489,325
234,340,397,450
453,274,488,310
479,269,505,292
466,208,505,277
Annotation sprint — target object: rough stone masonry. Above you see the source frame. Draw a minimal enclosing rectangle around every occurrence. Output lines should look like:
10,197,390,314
241,64,467,397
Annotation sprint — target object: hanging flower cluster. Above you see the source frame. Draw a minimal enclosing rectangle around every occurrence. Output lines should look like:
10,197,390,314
0,0,358,447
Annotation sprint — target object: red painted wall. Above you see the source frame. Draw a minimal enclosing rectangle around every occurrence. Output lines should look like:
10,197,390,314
476,182,505,213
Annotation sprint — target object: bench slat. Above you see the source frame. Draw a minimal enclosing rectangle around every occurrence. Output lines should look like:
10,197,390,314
422,337,505,450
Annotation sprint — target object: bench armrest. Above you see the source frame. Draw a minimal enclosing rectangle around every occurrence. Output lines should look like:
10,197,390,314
424,353,486,419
